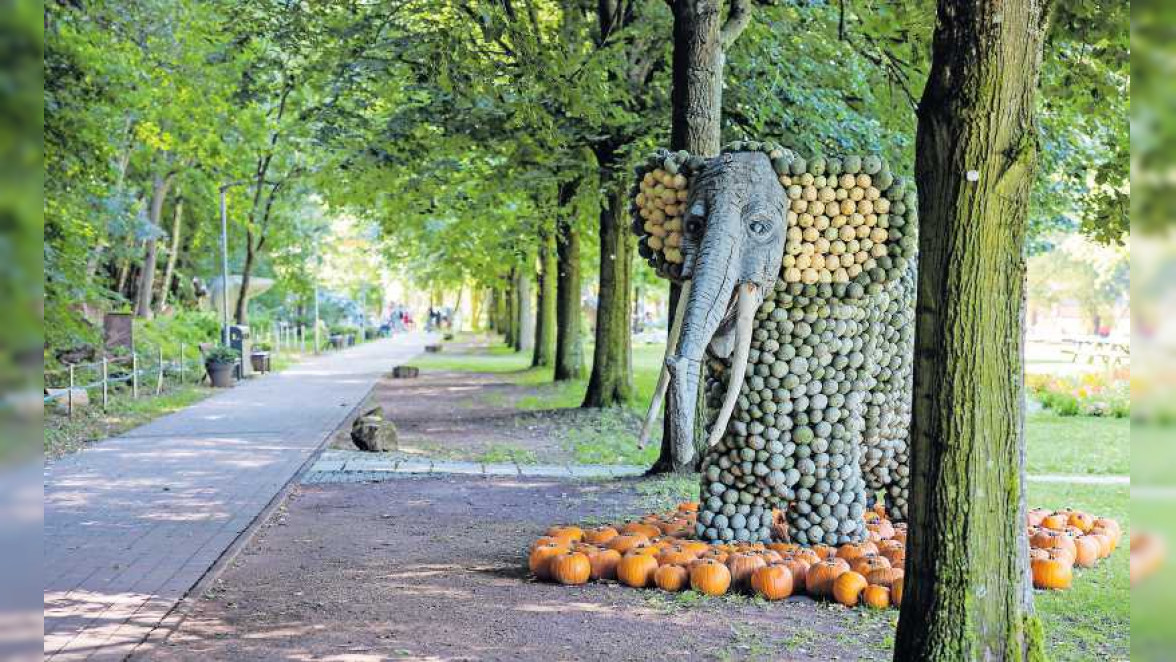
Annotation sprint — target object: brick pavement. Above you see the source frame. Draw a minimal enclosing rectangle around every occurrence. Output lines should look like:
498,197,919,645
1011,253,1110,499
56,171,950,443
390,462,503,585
43,334,427,661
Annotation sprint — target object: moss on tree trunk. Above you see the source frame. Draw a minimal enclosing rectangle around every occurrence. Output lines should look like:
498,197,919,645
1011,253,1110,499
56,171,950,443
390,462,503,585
893,1,1052,660
583,180,633,407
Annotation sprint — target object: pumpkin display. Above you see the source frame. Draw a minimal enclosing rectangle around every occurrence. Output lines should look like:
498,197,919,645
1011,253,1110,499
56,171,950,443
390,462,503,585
617,553,659,588
690,558,732,596
1031,557,1073,590
550,551,591,585
529,500,1117,605
750,564,794,600
832,571,869,607
678,501,699,513
529,542,568,580
726,553,768,590
806,559,848,597
586,548,622,580
862,584,891,609
655,564,690,592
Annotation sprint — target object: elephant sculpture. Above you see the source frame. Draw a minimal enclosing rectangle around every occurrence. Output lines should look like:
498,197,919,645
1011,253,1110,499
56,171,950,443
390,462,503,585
631,142,916,545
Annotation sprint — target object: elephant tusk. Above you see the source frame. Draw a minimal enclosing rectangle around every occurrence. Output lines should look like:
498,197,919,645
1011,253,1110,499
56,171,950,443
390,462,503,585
637,280,692,449
706,283,759,449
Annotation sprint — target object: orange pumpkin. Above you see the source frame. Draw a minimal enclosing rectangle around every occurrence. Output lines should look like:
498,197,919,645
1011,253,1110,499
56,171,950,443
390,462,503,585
726,553,768,591
892,526,908,545
759,550,784,564
547,525,584,543
769,542,800,556
529,542,568,580
832,571,869,606
1041,512,1068,530
836,542,878,564
621,521,661,538
680,540,711,556
1031,557,1073,590
891,576,904,606
617,553,659,588
607,534,649,554
1026,508,1050,527
677,501,699,513
812,544,838,559
654,563,690,592
750,564,793,600
549,551,591,585
690,558,732,596
1030,530,1076,565
805,559,848,598
657,546,698,567
530,536,563,550
587,548,621,580
862,584,891,609
866,567,904,589
779,556,811,592
867,520,895,541
626,542,660,557
793,548,821,565
1067,511,1095,533
850,554,891,576
583,526,619,545
1073,536,1100,568
1085,532,1112,559
1090,526,1118,553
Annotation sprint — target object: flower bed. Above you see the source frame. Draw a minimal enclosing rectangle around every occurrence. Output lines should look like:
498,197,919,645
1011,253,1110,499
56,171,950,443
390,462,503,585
1027,371,1129,417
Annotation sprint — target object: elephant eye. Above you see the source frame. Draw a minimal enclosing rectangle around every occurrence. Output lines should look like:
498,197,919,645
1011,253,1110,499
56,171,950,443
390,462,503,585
748,219,771,235
686,219,704,236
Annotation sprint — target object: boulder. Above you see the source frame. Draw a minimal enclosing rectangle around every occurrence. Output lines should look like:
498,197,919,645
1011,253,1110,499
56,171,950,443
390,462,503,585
350,406,398,452
46,388,89,413
391,365,419,379
424,344,443,353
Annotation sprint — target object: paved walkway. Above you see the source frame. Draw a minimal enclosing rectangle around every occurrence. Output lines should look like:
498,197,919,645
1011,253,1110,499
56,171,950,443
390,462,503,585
43,334,428,661
303,449,646,483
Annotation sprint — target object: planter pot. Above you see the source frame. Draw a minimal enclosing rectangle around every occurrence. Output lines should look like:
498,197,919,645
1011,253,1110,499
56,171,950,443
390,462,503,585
206,361,236,388
250,352,271,373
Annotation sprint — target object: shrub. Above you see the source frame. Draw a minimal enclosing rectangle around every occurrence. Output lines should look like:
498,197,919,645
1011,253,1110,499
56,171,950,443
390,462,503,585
1027,372,1129,418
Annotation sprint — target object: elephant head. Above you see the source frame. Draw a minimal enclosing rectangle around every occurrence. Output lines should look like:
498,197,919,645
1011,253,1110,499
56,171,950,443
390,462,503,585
653,151,788,465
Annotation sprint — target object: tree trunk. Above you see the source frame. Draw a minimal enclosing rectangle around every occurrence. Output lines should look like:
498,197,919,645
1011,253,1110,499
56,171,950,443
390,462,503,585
515,263,535,352
582,170,633,408
892,1,1051,660
156,194,184,313
649,0,751,471
235,229,256,325
470,286,485,332
554,182,585,381
533,221,558,367
504,271,517,347
134,171,174,318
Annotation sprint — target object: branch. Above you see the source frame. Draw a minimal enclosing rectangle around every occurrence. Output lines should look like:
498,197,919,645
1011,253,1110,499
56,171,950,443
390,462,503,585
720,0,753,49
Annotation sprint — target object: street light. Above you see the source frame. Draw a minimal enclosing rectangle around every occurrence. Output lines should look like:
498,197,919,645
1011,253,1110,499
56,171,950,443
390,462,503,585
218,179,270,346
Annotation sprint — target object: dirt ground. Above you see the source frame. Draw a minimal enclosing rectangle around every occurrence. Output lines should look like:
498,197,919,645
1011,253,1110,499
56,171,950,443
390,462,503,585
330,364,645,466
141,475,894,662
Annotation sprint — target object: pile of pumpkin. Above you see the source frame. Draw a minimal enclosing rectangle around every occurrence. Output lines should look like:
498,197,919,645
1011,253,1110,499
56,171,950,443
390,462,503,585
528,503,1122,609
1027,507,1123,590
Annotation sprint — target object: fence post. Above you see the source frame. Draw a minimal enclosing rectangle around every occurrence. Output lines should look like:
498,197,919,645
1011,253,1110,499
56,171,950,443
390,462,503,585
68,364,75,417
132,352,139,398
179,343,185,385
156,346,164,395
102,357,109,411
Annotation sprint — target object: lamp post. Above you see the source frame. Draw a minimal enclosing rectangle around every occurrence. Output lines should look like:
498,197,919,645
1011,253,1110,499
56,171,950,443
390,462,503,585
218,180,252,346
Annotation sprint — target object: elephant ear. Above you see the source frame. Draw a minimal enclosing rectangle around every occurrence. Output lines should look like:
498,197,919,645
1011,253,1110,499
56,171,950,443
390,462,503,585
769,152,919,301
631,149,705,282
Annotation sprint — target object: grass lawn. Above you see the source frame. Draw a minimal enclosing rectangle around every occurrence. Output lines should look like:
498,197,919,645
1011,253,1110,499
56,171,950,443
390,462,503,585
1025,411,1129,475
44,384,214,458
634,474,1129,662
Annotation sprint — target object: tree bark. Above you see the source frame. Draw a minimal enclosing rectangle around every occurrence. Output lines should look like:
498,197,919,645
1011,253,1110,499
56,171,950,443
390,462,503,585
533,222,557,367
582,167,633,407
650,0,753,472
156,194,184,313
554,183,585,381
134,171,175,318
504,270,517,347
893,1,1052,660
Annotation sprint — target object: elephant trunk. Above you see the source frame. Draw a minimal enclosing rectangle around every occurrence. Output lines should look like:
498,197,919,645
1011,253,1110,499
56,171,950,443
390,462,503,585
665,227,745,466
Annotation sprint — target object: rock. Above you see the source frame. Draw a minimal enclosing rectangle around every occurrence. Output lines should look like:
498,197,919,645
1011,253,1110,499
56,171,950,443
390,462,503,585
350,406,398,452
391,366,419,379
424,344,442,353
46,388,89,412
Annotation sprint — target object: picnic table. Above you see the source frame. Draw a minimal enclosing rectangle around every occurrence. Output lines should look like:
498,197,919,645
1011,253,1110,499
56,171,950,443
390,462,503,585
1059,336,1130,367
